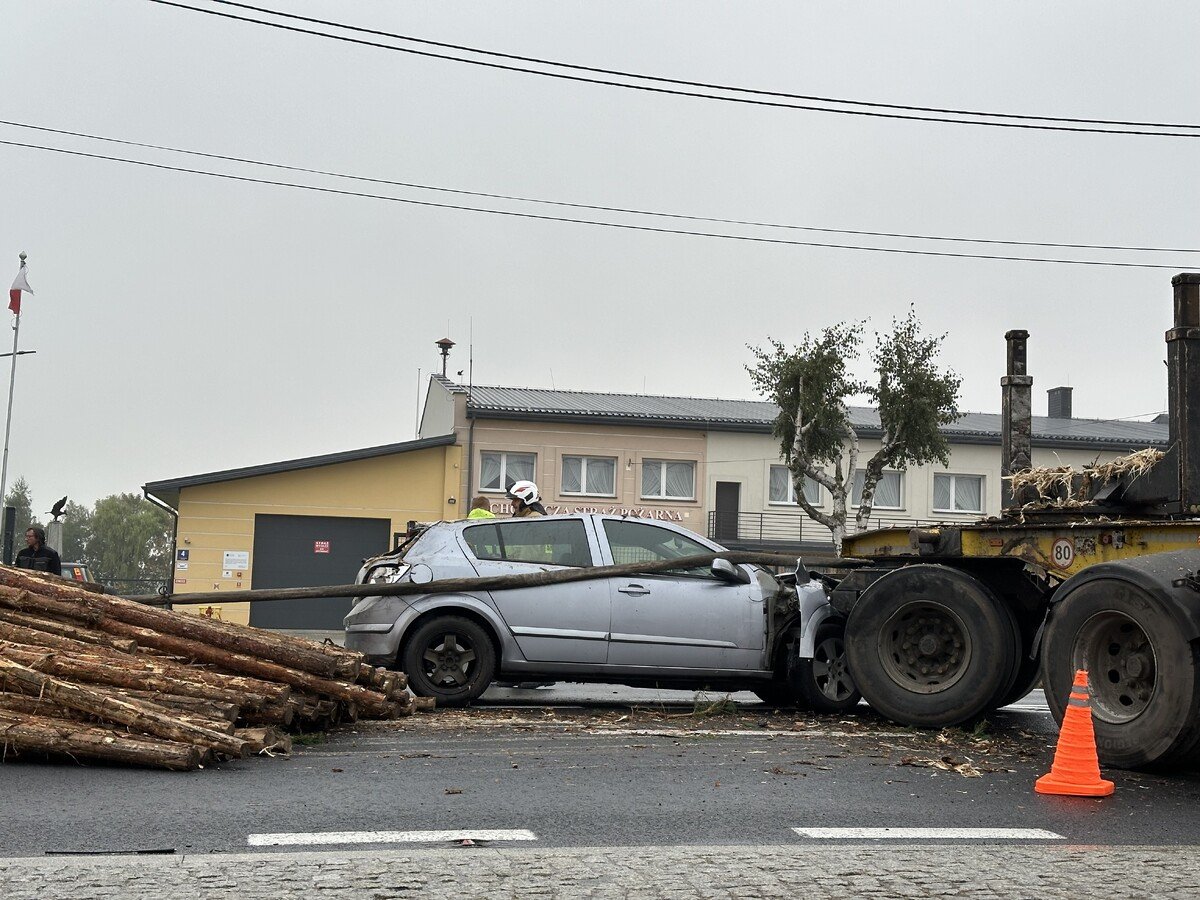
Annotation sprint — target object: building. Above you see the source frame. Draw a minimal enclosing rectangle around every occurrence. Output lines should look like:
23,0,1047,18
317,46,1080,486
144,379,1166,630
422,377,1166,554
143,435,460,629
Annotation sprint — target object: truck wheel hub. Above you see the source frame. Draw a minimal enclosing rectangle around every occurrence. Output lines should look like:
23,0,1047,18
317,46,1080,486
1075,611,1157,724
879,601,973,695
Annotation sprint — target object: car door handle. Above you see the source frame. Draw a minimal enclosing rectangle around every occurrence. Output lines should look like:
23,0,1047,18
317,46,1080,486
617,584,650,596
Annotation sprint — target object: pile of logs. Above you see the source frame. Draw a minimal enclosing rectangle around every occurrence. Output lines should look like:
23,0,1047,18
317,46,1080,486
0,567,427,771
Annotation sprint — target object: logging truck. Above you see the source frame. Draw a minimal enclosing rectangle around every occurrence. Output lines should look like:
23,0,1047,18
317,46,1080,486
821,273,1200,770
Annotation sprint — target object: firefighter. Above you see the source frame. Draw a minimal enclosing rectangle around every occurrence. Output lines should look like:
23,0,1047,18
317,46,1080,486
507,480,547,517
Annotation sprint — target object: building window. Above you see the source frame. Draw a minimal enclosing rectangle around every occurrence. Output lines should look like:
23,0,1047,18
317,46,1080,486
463,519,592,567
934,473,984,514
768,466,821,505
479,451,536,493
851,470,904,509
561,455,617,497
641,459,695,500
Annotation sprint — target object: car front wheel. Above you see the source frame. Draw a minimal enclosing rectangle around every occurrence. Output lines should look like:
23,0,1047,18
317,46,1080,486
402,615,496,707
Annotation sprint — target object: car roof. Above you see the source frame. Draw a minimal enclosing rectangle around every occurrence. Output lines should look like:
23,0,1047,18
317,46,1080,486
444,512,721,545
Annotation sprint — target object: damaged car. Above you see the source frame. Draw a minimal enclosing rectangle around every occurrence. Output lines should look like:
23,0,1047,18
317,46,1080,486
344,513,858,710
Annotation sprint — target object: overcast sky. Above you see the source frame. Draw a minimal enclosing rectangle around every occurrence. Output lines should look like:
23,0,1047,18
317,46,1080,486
1,2,1198,514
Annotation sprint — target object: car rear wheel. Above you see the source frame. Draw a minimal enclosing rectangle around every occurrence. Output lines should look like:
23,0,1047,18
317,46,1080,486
403,615,496,707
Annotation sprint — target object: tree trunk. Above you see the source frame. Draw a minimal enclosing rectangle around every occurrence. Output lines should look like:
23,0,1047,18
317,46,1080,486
0,607,137,653
0,658,248,756
0,642,279,712
113,690,240,723
0,711,206,771
0,573,355,680
236,726,292,755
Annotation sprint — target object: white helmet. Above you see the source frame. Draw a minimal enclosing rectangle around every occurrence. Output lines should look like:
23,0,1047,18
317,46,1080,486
507,480,540,504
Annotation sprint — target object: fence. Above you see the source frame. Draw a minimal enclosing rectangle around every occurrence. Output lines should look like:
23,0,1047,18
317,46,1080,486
707,511,938,550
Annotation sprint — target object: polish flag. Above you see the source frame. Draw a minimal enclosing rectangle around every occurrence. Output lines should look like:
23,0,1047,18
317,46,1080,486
9,265,32,315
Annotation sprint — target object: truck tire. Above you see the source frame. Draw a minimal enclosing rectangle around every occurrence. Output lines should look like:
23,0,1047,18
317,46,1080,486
791,621,861,713
403,615,496,707
846,565,1017,728
1041,576,1200,769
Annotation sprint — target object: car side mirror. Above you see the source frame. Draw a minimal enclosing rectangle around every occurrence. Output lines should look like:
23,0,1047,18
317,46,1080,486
711,557,751,585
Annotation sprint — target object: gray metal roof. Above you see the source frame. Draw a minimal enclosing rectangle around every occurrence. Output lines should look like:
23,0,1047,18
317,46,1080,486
143,433,457,510
464,384,1167,450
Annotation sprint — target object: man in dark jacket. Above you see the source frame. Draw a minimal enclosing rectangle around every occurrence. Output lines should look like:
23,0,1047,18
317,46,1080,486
16,525,61,576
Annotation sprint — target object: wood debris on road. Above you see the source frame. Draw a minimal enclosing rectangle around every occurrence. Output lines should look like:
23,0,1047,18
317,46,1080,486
0,566,425,771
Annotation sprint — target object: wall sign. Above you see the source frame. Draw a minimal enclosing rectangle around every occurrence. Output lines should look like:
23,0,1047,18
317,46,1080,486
176,549,190,562
222,550,250,570
314,540,331,554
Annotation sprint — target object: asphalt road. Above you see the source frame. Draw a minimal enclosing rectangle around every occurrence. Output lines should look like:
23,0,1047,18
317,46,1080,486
2,687,1198,861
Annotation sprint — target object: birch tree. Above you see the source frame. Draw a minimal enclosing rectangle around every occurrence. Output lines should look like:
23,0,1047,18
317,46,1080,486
748,310,961,553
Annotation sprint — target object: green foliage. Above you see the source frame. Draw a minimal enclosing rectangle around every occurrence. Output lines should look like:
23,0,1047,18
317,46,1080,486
747,322,868,465
59,501,94,563
86,493,173,583
4,476,37,531
872,307,963,470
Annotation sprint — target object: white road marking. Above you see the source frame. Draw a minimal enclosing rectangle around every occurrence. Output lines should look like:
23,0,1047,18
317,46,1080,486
793,827,1064,840
247,829,537,847
585,728,910,738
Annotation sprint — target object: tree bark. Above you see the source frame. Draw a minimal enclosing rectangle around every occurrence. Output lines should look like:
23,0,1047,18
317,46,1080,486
113,690,240,723
0,607,137,653
0,642,279,711
0,572,354,680
0,711,205,771
0,658,248,756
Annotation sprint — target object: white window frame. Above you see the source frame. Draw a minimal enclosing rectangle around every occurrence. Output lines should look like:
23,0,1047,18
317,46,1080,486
560,454,618,498
933,473,985,514
478,450,537,494
851,469,905,510
640,459,696,501
768,465,822,506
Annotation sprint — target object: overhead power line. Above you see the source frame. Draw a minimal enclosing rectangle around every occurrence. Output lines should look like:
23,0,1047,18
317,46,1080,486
4,119,1194,255
201,0,1200,134
2,136,1193,269
147,0,1200,139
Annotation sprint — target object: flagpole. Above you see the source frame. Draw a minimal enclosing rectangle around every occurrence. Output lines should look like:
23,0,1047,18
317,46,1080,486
0,251,25,511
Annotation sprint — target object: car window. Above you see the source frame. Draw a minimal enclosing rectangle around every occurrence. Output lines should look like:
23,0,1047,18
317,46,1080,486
463,519,592,567
601,520,714,577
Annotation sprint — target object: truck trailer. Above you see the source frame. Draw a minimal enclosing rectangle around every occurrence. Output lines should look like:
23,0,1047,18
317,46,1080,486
822,273,1200,769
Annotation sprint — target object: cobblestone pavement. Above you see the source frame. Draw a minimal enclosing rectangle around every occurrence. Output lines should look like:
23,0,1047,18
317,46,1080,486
3,843,1199,899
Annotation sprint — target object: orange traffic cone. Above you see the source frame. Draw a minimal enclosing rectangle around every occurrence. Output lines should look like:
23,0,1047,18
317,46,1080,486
1035,669,1115,797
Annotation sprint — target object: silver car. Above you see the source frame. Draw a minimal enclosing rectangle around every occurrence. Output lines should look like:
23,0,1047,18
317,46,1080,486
344,513,857,710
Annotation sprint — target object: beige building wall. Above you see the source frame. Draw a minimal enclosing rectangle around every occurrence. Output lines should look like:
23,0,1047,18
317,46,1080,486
171,444,461,624
706,430,1136,547
462,419,708,531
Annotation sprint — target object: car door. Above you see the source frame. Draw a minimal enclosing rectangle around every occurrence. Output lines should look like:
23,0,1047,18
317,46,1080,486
459,516,609,664
600,518,764,671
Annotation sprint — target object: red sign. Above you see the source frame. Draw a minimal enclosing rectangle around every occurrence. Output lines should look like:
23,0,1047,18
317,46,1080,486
314,540,331,554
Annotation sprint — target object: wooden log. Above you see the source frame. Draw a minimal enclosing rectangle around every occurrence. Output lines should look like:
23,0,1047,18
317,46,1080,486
0,689,235,736
129,550,833,607
0,639,290,704
0,608,137,653
0,658,248,756
412,695,435,711
115,691,240,723
33,614,385,715
235,726,292,755
239,699,295,728
0,643,276,711
0,619,134,659
0,573,352,679
0,711,205,771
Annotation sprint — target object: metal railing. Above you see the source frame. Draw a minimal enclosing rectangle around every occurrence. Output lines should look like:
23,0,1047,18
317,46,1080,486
707,510,939,549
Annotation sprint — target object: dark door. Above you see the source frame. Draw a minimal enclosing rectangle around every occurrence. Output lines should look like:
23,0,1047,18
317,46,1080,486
714,482,741,543
249,514,391,630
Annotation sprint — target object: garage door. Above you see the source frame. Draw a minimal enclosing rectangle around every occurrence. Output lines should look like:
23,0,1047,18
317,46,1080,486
249,514,391,630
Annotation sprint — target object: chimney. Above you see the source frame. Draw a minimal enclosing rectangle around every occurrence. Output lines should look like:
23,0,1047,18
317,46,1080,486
1001,329,1033,509
1048,386,1073,419
1167,273,1200,513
